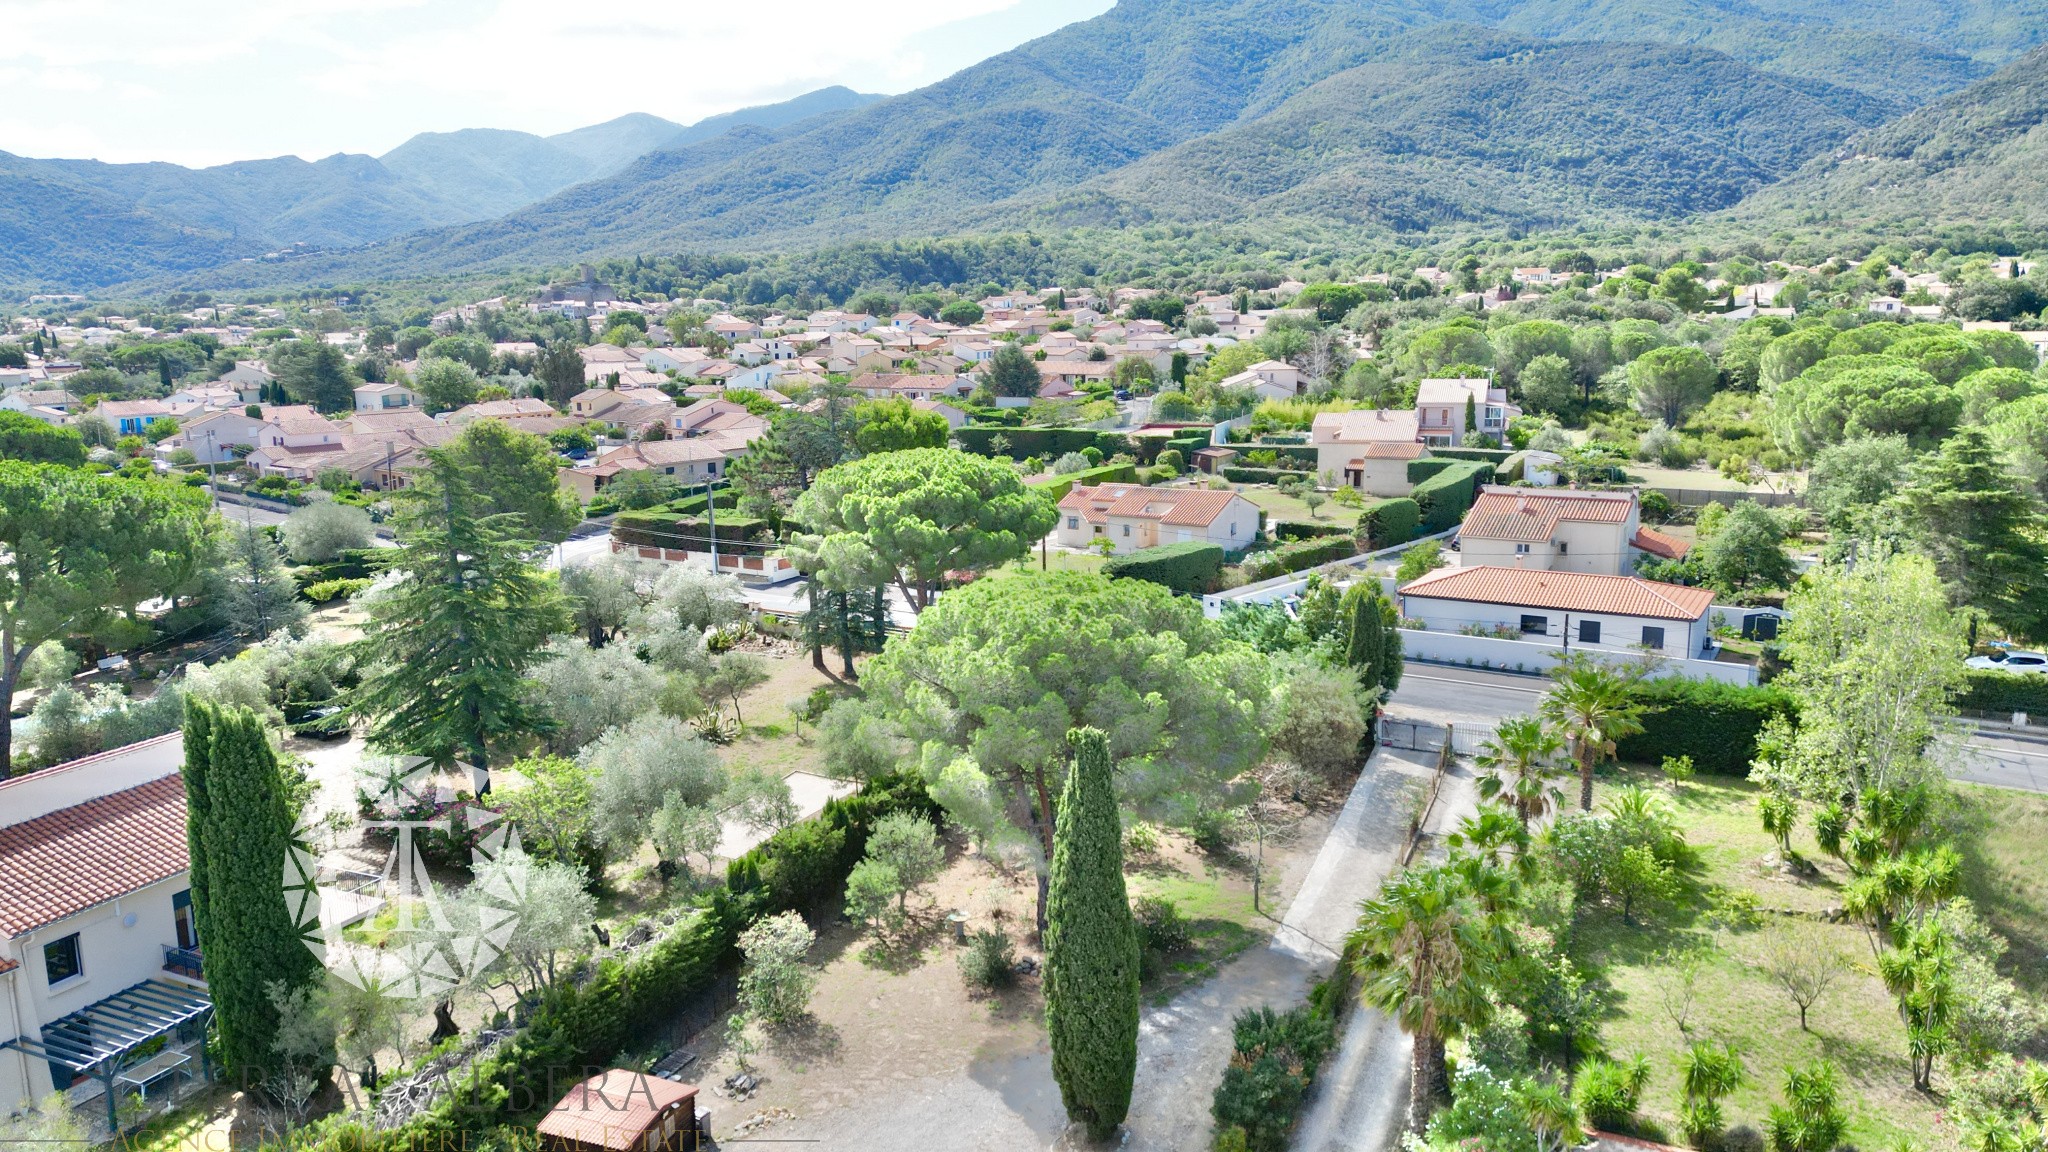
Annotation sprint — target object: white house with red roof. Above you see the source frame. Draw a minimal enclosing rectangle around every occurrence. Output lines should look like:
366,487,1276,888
1458,487,1689,576
1398,565,1716,659
0,734,211,1124
1054,484,1260,555
1415,378,1519,447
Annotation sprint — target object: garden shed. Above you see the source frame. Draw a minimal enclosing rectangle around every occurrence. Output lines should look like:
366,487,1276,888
537,1068,704,1152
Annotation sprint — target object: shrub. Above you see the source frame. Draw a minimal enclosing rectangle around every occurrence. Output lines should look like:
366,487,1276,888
960,928,1017,991
1272,520,1349,542
1103,541,1226,594
1132,895,1191,956
611,511,770,550
1959,669,2048,716
1356,498,1421,549
302,577,372,603
1616,679,1796,776
1395,539,1445,582
1190,806,1240,855
1575,1055,1653,1132
1239,536,1357,582
1156,448,1186,473
1210,1005,1337,1152
1027,461,1139,502
1222,466,1314,485
956,426,1131,460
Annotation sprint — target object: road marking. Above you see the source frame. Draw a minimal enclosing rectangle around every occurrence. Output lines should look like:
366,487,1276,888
1401,672,1547,694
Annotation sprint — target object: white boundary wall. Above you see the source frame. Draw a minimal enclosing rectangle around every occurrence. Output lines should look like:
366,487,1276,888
1399,628,1757,685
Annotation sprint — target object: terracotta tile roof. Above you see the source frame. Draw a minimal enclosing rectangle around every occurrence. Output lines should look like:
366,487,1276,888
1059,483,1246,528
537,1070,697,1152
1631,525,1691,559
0,957,17,974
1399,565,1715,621
1314,409,1421,444
0,774,188,938
1358,441,1429,461
1462,488,1634,543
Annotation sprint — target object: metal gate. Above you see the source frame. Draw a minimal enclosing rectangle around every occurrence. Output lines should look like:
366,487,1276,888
1377,717,1492,756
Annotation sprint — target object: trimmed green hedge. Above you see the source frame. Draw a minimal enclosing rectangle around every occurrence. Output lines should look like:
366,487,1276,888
1429,446,1515,463
1104,541,1226,594
1029,461,1139,502
956,426,1132,460
1411,460,1493,532
1959,670,2048,716
1273,520,1350,542
1357,498,1421,549
663,488,739,516
291,774,937,1152
1242,535,1358,582
1615,678,1796,776
1222,466,1314,484
611,511,771,549
1407,458,1456,483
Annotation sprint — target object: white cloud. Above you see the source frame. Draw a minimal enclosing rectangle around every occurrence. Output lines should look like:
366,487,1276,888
0,0,1082,166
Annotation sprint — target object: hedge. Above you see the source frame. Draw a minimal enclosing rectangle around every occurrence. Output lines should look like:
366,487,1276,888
292,775,937,1152
611,511,771,549
1411,460,1493,532
1239,445,1319,469
1615,678,1796,776
1103,541,1226,594
1406,458,1456,483
1273,520,1350,542
956,426,1132,460
1167,432,1213,458
1222,466,1314,485
1959,670,2048,716
1357,498,1421,549
1029,461,1138,502
1428,446,1515,463
663,488,739,516
1241,535,1358,582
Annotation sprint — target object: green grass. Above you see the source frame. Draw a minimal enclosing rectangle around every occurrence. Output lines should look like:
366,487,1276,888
1578,767,1952,1150
1948,781,2048,994
1128,857,1264,1004
1623,465,1799,494
979,549,1110,580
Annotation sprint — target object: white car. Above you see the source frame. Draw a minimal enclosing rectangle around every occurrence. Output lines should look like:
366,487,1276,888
1967,650,2048,673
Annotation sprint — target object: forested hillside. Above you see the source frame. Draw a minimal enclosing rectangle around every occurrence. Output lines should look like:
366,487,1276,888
1738,47,2048,230
1023,28,1878,235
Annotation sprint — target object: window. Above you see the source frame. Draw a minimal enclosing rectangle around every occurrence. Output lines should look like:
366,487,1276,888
174,889,197,950
1067,517,1079,530
1515,543,1530,555
1641,626,1666,650
1578,620,1601,644
1520,615,1548,635
1122,525,1131,537
43,933,81,985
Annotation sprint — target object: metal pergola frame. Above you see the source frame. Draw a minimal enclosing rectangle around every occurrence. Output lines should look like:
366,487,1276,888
1,979,213,1134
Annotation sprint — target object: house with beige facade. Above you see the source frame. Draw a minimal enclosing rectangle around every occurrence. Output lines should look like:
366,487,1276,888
1415,378,1518,447
1457,487,1689,576
1312,409,1427,494
1397,565,1715,659
1053,484,1260,555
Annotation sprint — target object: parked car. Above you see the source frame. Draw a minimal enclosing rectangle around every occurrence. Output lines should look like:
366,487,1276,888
1966,650,2048,673
1113,389,1132,402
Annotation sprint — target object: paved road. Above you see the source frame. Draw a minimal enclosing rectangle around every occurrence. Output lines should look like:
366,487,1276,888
1954,731,2048,792
1387,663,1548,730
1123,747,1441,1151
1292,757,1481,1152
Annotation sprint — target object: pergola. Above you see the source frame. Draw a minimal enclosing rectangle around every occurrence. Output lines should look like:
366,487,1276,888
1,979,213,1134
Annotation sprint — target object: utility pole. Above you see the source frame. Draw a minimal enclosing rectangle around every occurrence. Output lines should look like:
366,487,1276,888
704,475,719,573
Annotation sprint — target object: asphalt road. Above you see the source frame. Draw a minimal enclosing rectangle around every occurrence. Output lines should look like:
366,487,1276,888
1954,731,2048,792
1386,663,1548,730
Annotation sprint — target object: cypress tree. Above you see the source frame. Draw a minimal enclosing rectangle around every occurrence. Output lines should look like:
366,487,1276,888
182,701,328,1081
1342,582,1404,696
178,701,215,957
1044,727,1140,1141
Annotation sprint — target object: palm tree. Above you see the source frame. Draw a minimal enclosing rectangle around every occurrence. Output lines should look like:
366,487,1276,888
1514,1080,1583,1152
1476,715,1567,831
1350,864,1500,1131
1539,655,1646,812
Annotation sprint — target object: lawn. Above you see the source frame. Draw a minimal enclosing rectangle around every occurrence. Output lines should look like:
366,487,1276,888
1232,483,1354,529
1623,464,1802,495
1572,765,2048,1152
977,548,1110,581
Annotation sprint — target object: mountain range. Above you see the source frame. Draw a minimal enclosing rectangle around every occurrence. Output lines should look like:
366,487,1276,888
7,0,2048,293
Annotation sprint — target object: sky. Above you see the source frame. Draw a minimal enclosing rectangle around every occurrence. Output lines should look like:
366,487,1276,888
0,0,1115,168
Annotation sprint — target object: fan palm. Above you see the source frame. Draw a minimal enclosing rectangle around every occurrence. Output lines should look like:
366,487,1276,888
1539,655,1646,811
1476,715,1567,831
1349,864,1500,1131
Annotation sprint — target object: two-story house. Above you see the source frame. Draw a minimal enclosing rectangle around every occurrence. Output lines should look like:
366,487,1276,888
1415,379,1519,447
0,735,213,1134
94,400,175,437
353,380,419,412
1457,487,1689,575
